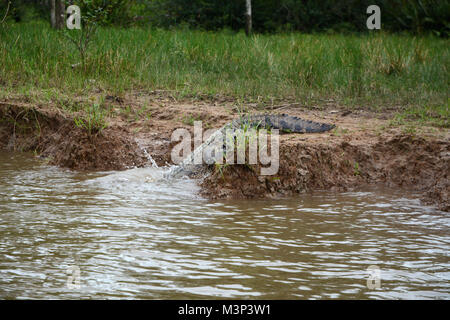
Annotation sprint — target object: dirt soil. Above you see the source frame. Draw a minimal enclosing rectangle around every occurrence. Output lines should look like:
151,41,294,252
1,94,449,211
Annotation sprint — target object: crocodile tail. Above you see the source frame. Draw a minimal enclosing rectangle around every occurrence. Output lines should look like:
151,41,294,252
245,114,335,133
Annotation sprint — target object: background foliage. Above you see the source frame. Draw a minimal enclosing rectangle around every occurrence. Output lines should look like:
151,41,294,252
1,0,449,36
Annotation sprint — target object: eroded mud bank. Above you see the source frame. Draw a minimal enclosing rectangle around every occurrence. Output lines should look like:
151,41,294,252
201,134,449,211
1,100,448,211
0,102,148,170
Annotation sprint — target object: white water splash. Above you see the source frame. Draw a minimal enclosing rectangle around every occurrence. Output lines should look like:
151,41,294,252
142,148,159,168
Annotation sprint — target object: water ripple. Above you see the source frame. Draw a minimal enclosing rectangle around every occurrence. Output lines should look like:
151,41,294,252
0,152,449,299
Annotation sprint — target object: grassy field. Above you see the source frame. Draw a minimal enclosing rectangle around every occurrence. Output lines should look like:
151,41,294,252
0,22,448,126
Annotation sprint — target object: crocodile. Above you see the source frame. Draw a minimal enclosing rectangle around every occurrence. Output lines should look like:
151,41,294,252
166,114,335,178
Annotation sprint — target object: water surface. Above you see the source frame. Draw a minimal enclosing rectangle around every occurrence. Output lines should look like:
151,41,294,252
0,152,448,299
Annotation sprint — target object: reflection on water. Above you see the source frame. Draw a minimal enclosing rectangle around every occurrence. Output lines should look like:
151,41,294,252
0,152,449,299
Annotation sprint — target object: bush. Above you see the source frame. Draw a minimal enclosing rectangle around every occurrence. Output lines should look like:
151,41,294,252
70,0,135,26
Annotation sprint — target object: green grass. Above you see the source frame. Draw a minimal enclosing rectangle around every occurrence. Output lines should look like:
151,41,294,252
0,21,448,124
73,102,108,137
391,101,449,128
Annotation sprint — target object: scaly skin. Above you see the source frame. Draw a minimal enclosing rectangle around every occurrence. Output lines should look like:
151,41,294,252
231,114,335,133
167,114,335,178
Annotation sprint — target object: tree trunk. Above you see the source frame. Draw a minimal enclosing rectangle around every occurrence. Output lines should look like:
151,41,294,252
51,0,65,29
245,0,252,36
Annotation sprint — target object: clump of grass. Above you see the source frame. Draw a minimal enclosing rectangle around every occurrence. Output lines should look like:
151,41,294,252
74,103,108,137
382,51,407,76
331,127,349,137
413,42,429,64
181,113,203,126
354,162,360,176
391,103,449,128
214,162,229,181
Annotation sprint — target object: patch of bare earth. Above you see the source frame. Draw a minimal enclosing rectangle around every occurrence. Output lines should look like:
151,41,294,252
1,95,448,211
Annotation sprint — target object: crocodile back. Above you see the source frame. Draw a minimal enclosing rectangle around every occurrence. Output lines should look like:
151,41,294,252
233,114,335,133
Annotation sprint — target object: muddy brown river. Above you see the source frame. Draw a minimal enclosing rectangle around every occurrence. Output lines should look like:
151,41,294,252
0,152,448,299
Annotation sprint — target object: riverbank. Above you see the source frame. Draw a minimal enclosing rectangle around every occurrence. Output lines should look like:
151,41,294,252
0,94,448,211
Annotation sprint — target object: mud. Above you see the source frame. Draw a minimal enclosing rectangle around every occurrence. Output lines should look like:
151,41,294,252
1,96,448,211
201,134,449,211
0,102,148,170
